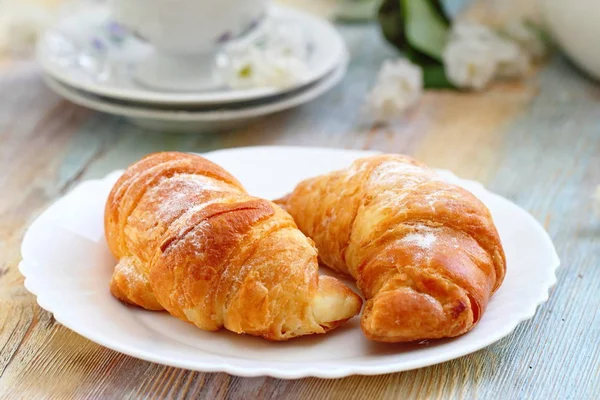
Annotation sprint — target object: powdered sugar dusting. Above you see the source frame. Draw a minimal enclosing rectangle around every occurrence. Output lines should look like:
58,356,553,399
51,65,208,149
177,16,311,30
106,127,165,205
345,160,370,181
423,192,439,212
369,161,440,191
400,231,437,249
365,160,450,212
117,257,147,287
147,173,238,224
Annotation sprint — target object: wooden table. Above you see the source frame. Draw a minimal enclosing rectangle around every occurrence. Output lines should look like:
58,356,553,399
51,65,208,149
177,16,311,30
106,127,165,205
1,21,599,399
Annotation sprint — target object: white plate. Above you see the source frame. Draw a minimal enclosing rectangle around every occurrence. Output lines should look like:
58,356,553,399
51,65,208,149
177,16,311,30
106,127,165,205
42,55,347,133
19,146,560,379
37,4,345,106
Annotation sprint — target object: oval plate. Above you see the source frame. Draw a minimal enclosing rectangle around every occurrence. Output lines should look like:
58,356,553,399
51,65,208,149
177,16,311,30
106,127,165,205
19,146,559,379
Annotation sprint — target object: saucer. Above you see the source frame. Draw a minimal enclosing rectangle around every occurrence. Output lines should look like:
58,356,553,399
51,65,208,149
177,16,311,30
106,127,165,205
43,54,348,133
37,3,346,106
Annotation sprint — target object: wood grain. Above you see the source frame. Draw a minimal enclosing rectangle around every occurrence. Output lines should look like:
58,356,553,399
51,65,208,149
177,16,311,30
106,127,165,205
1,22,599,400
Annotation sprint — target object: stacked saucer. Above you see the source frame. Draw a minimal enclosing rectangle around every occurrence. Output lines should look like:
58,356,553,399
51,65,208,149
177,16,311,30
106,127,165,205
37,4,348,133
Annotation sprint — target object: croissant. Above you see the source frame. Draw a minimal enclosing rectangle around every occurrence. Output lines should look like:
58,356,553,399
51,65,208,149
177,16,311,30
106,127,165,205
104,152,362,341
276,154,506,342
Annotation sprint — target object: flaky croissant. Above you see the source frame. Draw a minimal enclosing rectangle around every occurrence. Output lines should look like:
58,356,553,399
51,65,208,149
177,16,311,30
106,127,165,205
104,152,362,341
277,154,506,342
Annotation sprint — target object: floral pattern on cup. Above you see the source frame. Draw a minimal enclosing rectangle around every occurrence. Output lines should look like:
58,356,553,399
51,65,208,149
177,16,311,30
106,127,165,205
90,21,129,52
215,12,265,45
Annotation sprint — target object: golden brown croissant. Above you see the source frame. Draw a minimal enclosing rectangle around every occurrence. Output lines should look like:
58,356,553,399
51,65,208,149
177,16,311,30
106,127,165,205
104,152,362,341
276,154,506,342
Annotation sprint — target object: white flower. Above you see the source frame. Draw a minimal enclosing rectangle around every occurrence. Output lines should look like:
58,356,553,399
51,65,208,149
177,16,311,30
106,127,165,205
365,59,423,122
0,1,55,57
450,22,499,44
222,20,309,89
443,39,496,90
226,47,308,89
444,21,532,89
502,20,548,61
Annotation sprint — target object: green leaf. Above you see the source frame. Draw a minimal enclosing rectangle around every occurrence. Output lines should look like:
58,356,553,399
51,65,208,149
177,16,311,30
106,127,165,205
377,0,451,62
422,65,455,88
523,19,554,48
404,42,439,66
377,0,406,50
376,0,454,89
431,0,451,24
402,0,450,62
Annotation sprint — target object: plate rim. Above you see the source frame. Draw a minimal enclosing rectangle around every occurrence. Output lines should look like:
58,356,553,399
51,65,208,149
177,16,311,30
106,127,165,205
42,55,348,122
37,5,346,106
19,146,561,379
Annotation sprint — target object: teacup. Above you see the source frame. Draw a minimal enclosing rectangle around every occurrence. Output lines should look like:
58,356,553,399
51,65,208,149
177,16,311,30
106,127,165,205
111,0,268,91
543,0,600,81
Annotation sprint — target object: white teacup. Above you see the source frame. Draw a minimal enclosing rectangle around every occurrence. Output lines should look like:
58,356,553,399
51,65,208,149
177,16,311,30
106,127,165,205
111,0,268,91
543,0,600,81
